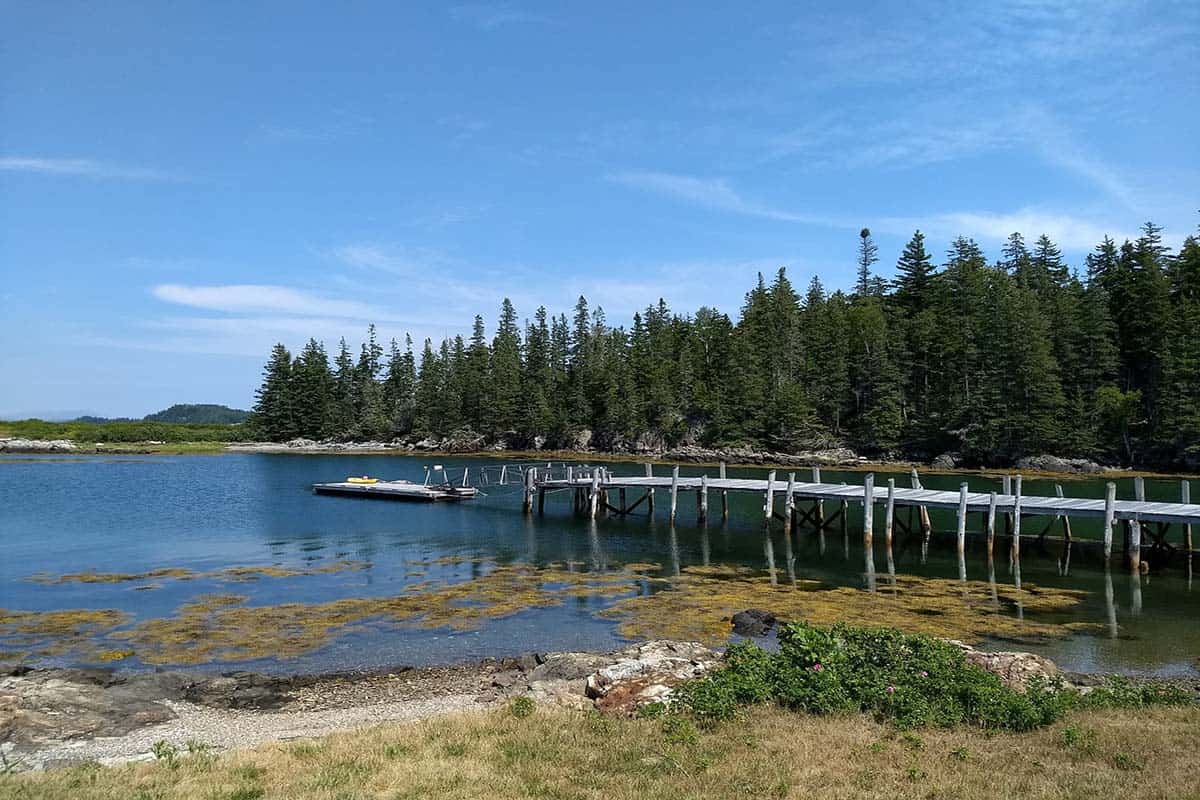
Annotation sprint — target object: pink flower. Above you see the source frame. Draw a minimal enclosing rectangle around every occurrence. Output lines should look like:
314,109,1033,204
887,686,896,693
812,663,823,672
920,671,928,677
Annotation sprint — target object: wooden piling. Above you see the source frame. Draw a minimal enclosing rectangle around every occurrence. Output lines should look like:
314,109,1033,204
764,470,777,523
1131,477,1144,574
589,468,600,519
537,486,545,515
956,482,968,581
669,465,679,524
784,472,796,532
699,475,709,523
911,467,932,539
619,487,627,514
1102,482,1116,563
1183,480,1193,578
863,473,875,551
986,491,997,564
522,467,535,514
719,461,729,520
1002,475,1013,537
1011,475,1023,568
884,478,896,564
1056,484,1072,574
812,466,824,529
645,463,655,514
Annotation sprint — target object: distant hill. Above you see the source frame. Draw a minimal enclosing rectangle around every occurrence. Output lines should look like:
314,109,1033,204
73,415,134,424
142,404,250,424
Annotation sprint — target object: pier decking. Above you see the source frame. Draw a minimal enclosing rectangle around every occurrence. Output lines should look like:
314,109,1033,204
514,463,1198,574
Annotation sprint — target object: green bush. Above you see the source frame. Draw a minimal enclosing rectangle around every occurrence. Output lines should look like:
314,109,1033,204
2,419,242,443
672,622,1193,732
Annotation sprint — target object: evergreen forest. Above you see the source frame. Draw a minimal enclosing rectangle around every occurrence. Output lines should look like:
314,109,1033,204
248,223,1200,468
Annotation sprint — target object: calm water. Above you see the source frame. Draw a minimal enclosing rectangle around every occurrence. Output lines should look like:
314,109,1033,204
1,454,1196,676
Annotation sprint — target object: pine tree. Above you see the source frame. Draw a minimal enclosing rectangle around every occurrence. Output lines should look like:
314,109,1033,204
490,298,523,434
893,230,933,314
248,343,297,441
383,335,417,434
291,339,334,439
855,228,879,296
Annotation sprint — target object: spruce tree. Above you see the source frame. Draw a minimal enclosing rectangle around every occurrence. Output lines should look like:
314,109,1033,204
249,343,297,441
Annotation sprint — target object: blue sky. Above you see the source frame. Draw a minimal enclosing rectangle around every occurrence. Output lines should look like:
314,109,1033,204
2,1,1197,418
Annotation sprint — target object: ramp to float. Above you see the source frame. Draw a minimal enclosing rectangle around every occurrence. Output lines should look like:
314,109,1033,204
312,480,477,502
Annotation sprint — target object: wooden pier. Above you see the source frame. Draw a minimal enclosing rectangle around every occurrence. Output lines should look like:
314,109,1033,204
518,463,1200,573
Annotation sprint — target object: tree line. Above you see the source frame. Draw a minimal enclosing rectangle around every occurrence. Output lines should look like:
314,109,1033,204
248,221,1200,468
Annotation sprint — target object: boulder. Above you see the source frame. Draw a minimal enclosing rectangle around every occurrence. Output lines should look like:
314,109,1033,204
946,641,1061,691
1016,455,1105,475
526,652,614,682
571,429,593,451
583,640,722,715
0,438,76,453
730,609,777,637
931,452,960,469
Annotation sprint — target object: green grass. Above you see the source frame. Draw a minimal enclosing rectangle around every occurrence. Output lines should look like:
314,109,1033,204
0,419,243,444
3,704,1199,799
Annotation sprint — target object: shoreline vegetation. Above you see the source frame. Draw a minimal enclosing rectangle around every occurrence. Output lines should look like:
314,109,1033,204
3,431,1197,481
2,625,1196,792
242,224,1200,472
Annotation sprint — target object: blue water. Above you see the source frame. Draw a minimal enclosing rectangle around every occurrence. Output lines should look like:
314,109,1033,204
1,454,1197,675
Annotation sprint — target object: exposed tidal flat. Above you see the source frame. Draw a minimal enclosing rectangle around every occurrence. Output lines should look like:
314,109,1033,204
1,453,1197,679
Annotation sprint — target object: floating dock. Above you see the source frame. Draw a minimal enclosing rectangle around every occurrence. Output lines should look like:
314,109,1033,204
312,479,477,502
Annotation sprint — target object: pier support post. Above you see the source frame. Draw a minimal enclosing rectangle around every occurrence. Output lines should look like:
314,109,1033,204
537,486,545,515
1002,475,1013,537
1056,484,1072,574
1130,477,1145,574
1011,475,1023,569
784,472,796,533
884,478,895,567
764,470,777,524
645,463,655,515
619,488,627,514
699,475,709,523
719,461,729,519
956,482,968,581
589,468,600,520
523,467,536,514
862,473,875,552
812,466,824,530
1183,480,1192,579
986,491,997,565
1102,482,1116,564
911,468,931,562
669,465,679,524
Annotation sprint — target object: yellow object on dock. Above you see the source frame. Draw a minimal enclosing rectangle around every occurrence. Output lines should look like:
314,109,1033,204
346,476,378,484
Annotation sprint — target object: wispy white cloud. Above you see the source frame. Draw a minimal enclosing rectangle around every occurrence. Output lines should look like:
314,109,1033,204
151,284,386,319
611,169,1137,252
0,156,177,181
448,4,550,30
877,209,1137,252
607,171,834,225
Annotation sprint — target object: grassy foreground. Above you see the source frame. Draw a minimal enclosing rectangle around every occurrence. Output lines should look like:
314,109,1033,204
3,704,1198,800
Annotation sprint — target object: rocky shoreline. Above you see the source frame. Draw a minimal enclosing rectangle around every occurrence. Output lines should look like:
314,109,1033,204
0,436,1134,476
5,635,1194,772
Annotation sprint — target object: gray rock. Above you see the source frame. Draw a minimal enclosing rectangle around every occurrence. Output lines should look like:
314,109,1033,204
584,640,722,715
1015,455,1106,475
0,438,76,453
730,609,776,637
527,652,614,682
931,452,960,469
